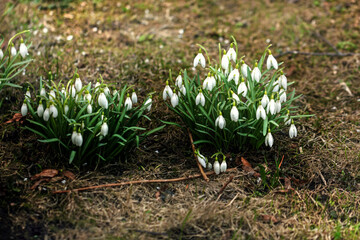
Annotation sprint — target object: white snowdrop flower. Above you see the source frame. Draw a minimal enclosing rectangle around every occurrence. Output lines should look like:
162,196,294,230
75,77,82,92
145,97,152,111
284,110,291,125
104,86,110,95
251,62,261,82
64,104,69,115
49,104,58,118
25,88,31,99
11,44,17,57
241,61,250,78
266,50,278,70
0,49,3,59
162,82,173,100
214,160,220,175
266,95,276,115
220,160,227,172
21,101,28,116
125,94,133,110
231,91,240,104
87,103,92,114
221,50,230,71
228,67,240,85
49,89,56,100
75,131,83,147
256,104,266,120
279,88,287,103
208,75,216,91
265,131,274,148
101,122,109,137
71,128,77,145
203,73,211,90
94,80,101,92
206,162,212,170
215,112,226,129
230,103,239,122
170,91,179,107
289,121,297,138
227,43,236,62
195,90,205,107
131,91,138,104
98,92,108,109
37,101,44,117
40,88,46,97
85,91,91,102
43,107,50,121
180,85,186,95
197,151,207,168
237,78,248,97
19,39,28,58
275,98,281,113
261,91,270,108
175,74,182,88
61,87,66,98
193,50,206,68
279,72,287,90
273,79,280,92
70,85,76,98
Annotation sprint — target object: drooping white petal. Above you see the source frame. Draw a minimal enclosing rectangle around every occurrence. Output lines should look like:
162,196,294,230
171,92,179,107
251,67,261,82
241,63,250,78
220,160,227,172
267,54,278,70
289,124,297,138
101,122,109,137
125,97,133,110
175,75,183,88
261,94,269,108
265,132,274,147
98,92,108,109
279,89,287,103
21,103,28,116
275,99,281,113
71,130,77,145
227,48,236,62
237,82,248,97
145,98,152,111
162,85,173,100
279,74,287,90
197,152,207,168
214,161,220,175
228,69,240,84
194,53,206,68
75,78,82,92
221,54,230,70
230,106,239,122
256,105,266,120
40,88,46,97
19,43,28,58
232,92,240,104
43,108,50,121
64,105,69,115
0,49,3,59
215,115,226,129
87,104,92,114
267,99,276,115
50,104,58,118
11,46,17,57
37,104,44,117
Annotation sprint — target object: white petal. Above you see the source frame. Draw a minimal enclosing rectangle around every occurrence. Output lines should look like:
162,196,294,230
214,161,220,175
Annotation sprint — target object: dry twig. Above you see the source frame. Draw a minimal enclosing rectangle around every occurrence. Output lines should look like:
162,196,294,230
187,128,209,182
218,175,234,195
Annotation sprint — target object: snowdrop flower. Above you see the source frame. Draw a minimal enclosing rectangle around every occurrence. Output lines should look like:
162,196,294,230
279,71,287,90
273,79,280,92
75,75,82,92
145,96,152,111
0,49,3,59
289,120,297,138
49,103,58,118
206,162,212,170
265,130,274,147
71,128,77,145
227,43,236,62
197,151,207,168
49,88,56,100
261,91,269,108
228,65,240,84
11,43,16,57
131,91,138,104
195,89,205,107
61,86,66,98
125,94,133,110
214,159,220,175
43,106,50,121
21,100,28,116
266,50,278,70
98,92,108,109
284,110,291,125
203,73,216,91
101,121,109,137
175,73,182,88
94,80,101,92
64,104,69,115
104,86,110,95
170,91,179,107
40,87,46,97
85,90,92,102
70,85,76,98
25,87,31,99
75,131,83,147
230,102,239,122
19,39,28,58
221,50,230,71
256,103,266,120
87,102,92,114
193,49,206,68
37,101,44,117
237,77,248,97
241,60,250,78
251,62,261,82
231,90,240,104
162,81,173,100
266,95,276,115
275,97,281,114
279,88,286,103
220,159,227,173
215,112,226,129
180,85,186,95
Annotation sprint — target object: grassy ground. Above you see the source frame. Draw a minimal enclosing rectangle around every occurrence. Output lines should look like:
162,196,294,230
1,0,359,239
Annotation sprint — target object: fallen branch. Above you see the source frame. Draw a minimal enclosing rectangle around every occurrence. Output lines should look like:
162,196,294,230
218,175,234,195
275,51,359,58
187,128,209,182
52,168,237,194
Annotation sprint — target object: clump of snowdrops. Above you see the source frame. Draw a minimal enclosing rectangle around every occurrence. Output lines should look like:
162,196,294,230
21,72,161,166
0,30,32,93
163,38,309,174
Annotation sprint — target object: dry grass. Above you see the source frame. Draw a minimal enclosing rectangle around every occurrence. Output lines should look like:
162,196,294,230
0,0,359,239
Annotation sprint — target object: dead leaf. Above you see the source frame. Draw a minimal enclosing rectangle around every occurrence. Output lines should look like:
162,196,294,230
241,157,252,168
62,171,75,180
241,157,261,177
261,214,280,223
30,178,51,190
3,113,25,125
155,191,161,201
31,169,59,180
